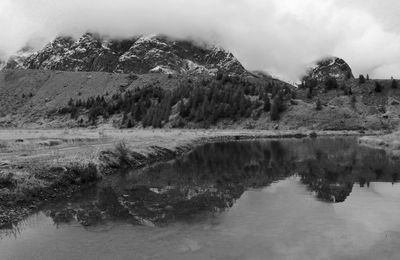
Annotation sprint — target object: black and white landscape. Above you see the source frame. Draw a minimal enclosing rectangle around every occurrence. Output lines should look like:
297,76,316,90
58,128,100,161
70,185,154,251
1,1,400,259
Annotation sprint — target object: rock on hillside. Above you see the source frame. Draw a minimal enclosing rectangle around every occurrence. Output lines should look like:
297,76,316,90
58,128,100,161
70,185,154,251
0,58,5,70
5,33,247,76
304,56,354,82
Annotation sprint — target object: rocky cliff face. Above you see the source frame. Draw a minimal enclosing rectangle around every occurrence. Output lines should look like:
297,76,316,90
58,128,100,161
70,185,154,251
305,56,354,82
5,33,247,76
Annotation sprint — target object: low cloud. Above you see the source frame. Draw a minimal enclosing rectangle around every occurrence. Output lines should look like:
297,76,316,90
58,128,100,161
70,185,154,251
1,0,400,81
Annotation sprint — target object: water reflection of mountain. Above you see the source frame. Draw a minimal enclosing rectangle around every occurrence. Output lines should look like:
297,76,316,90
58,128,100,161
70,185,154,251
45,137,400,227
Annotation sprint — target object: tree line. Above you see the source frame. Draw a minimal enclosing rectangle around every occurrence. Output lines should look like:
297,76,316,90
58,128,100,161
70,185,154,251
59,74,291,128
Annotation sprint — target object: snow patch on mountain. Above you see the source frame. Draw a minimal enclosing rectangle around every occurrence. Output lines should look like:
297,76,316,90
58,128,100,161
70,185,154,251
150,65,177,74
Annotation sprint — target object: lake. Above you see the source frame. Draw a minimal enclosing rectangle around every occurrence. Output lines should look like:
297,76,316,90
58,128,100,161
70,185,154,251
1,137,400,260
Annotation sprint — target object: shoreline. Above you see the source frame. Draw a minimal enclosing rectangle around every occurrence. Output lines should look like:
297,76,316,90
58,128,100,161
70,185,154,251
359,131,400,158
0,128,384,228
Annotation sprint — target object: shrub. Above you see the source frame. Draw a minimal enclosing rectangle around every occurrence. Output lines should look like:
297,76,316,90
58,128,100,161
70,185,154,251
316,99,322,110
128,73,138,81
114,141,131,166
351,95,356,104
0,172,15,188
66,163,98,184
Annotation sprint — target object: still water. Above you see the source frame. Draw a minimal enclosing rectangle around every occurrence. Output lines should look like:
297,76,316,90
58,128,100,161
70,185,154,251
1,137,400,260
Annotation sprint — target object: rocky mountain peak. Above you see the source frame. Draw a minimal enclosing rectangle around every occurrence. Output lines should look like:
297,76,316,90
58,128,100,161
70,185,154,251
305,56,354,82
4,33,247,76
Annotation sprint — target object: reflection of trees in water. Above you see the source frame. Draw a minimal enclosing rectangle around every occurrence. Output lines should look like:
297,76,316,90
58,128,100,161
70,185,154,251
44,138,400,227
137,140,296,189
297,139,400,202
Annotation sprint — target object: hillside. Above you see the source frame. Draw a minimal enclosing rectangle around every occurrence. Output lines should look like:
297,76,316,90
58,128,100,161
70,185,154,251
1,68,399,131
0,69,292,128
0,69,189,127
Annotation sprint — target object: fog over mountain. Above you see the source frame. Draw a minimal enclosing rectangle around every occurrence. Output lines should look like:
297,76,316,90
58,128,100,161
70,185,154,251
1,0,400,81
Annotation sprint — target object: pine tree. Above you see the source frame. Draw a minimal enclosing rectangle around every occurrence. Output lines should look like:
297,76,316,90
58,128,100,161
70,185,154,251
122,112,128,125
307,87,313,99
316,99,322,110
270,97,281,121
359,74,365,84
271,84,278,99
375,81,383,93
392,79,398,89
351,95,357,104
263,96,271,112
178,100,187,118
127,119,133,128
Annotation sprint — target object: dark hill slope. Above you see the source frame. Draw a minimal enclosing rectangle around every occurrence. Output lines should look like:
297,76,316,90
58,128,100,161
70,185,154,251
0,70,181,125
0,69,290,127
292,78,400,130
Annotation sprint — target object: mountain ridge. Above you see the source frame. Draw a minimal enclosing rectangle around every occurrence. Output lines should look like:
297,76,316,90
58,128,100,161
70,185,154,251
304,56,354,83
4,33,248,77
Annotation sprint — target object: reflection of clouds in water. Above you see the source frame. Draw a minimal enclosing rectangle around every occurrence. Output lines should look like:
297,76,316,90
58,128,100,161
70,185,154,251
334,183,400,259
331,182,400,258
369,182,400,199
334,183,400,233
177,238,201,253
261,176,301,194
216,178,371,259
0,212,53,240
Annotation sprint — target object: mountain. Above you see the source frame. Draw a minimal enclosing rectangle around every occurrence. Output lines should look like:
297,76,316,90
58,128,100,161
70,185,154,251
4,33,247,76
304,56,354,82
3,46,35,70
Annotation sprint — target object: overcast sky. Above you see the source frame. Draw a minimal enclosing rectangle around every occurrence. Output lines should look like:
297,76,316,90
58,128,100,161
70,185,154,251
1,0,400,81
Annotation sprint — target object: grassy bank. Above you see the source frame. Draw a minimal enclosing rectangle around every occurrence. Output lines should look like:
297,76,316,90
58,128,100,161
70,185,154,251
359,131,400,158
